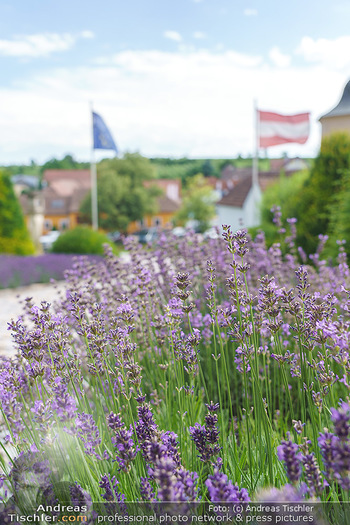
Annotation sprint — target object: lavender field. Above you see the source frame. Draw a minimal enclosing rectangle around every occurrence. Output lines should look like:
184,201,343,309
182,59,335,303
0,223,349,523
0,254,103,289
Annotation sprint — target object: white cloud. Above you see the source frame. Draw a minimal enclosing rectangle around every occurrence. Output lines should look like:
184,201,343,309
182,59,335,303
244,8,258,16
163,30,182,42
0,45,348,163
296,35,350,69
0,31,94,58
193,31,206,39
80,30,95,40
269,46,291,68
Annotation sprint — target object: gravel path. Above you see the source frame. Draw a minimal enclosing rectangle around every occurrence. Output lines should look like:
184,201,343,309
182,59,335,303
0,281,66,357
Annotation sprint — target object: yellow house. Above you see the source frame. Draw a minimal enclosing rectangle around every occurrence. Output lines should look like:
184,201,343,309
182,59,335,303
127,179,181,233
41,169,91,233
319,80,350,138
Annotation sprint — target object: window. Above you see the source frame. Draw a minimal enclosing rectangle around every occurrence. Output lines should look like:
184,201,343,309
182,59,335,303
44,219,53,231
59,218,70,230
51,199,64,209
153,217,162,227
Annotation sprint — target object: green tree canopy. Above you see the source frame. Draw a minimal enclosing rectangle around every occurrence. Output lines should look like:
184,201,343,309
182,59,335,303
174,174,216,233
0,170,35,254
41,154,89,173
80,153,161,232
292,132,350,254
258,133,350,257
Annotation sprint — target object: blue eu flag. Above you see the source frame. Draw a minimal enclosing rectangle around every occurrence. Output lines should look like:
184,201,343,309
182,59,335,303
93,111,118,153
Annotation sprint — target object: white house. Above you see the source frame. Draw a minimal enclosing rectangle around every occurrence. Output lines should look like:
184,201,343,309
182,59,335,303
215,158,309,232
216,176,262,231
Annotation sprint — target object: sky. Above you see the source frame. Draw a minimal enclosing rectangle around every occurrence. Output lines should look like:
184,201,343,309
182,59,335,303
1,0,350,165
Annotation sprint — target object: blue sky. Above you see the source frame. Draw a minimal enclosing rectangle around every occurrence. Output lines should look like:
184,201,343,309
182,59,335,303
1,0,350,164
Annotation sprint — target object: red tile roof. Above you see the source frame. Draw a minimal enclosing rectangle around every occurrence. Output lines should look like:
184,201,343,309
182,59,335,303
42,170,91,216
43,170,91,197
156,195,180,213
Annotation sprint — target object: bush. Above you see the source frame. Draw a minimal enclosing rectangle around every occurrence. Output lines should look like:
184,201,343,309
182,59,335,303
259,170,309,247
51,227,115,255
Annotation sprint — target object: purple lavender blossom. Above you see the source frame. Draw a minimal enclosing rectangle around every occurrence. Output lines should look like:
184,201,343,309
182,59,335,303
152,457,177,501
206,469,250,503
161,431,181,467
277,437,302,484
0,254,102,288
135,403,159,457
330,401,350,441
75,412,101,457
302,453,325,497
140,477,156,501
99,474,126,506
69,482,92,509
51,377,77,421
318,403,350,490
189,403,221,462
107,412,138,471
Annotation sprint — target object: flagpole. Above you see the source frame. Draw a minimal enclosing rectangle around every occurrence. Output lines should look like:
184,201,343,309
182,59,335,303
90,104,98,231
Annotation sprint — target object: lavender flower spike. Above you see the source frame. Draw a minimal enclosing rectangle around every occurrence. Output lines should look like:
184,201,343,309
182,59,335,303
277,436,302,484
206,469,250,503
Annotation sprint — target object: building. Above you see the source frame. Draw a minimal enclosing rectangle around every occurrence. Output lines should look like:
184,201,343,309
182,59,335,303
216,177,262,231
216,158,309,231
319,80,350,138
127,179,181,233
41,169,91,233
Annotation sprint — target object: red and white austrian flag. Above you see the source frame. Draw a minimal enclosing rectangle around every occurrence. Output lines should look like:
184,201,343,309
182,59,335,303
258,110,310,148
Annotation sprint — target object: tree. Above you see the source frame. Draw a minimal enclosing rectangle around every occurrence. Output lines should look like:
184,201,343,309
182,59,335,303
324,168,350,259
0,170,35,254
40,154,89,173
80,153,161,232
292,133,350,254
201,159,215,177
174,174,216,233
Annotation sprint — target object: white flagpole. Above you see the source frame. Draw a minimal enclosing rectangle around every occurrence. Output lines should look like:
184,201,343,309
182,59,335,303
252,99,259,187
90,104,98,231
